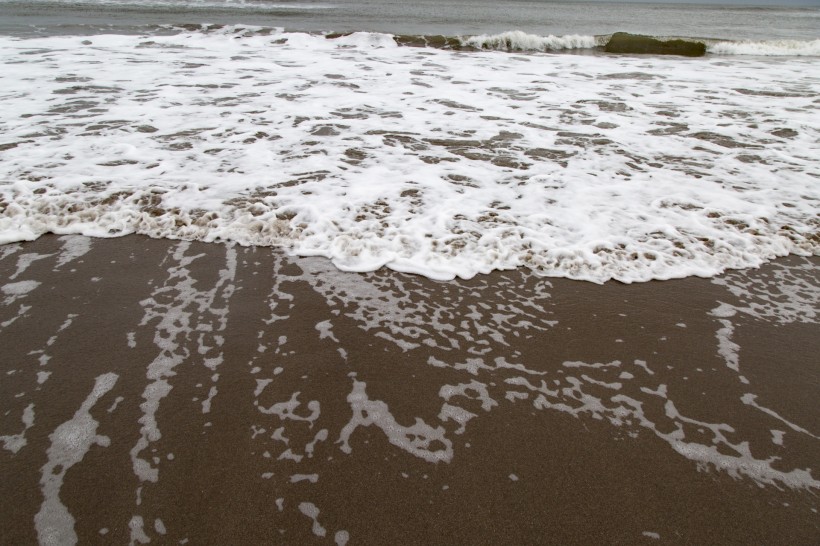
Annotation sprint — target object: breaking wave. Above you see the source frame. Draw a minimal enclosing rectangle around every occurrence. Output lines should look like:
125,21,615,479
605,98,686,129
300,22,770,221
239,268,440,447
459,31,602,52
706,38,820,57
211,26,820,57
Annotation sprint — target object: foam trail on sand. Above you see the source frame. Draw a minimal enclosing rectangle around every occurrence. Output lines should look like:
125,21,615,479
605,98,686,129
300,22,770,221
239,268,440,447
339,377,453,463
0,403,35,454
35,373,119,546
298,502,326,538
128,241,236,540
54,236,92,270
2,280,40,305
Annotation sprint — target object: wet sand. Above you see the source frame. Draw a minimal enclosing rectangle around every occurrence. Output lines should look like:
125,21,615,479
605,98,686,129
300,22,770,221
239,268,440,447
1,234,818,545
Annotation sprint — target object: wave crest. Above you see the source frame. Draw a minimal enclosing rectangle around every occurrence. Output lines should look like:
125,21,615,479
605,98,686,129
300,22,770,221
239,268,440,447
460,31,601,52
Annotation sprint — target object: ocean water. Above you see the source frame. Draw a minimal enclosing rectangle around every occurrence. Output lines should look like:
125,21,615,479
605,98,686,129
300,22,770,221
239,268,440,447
0,0,818,282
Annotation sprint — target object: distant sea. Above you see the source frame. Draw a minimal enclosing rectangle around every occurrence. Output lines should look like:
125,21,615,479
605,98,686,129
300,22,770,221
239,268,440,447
0,0,818,282
1,0,819,41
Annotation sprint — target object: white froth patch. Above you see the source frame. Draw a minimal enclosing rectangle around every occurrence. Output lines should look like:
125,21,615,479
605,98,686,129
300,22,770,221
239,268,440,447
107,396,124,413
257,391,321,427
306,429,328,458
201,386,218,414
130,241,236,506
2,280,41,305
335,530,350,546
129,515,150,545
339,379,453,463
315,320,339,343
440,381,498,412
298,257,555,355
0,31,816,283
290,473,319,484
741,393,818,441
505,391,530,403
9,253,50,281
642,531,661,540
1,303,31,328
504,356,820,490
254,379,273,397
713,260,819,325
298,502,326,538
54,236,92,269
563,360,621,370
0,403,35,454
438,404,477,435
713,315,750,385
710,303,737,318
0,243,21,261
36,373,118,546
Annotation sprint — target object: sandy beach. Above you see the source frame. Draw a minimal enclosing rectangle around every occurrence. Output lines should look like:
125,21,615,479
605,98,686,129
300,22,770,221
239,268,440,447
0,234,817,544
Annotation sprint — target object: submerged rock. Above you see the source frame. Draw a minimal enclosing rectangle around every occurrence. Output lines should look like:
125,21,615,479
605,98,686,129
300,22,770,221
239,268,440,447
605,32,706,57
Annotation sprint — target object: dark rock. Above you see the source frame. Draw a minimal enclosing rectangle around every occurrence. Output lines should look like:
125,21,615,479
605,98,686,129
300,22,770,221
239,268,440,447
605,32,706,57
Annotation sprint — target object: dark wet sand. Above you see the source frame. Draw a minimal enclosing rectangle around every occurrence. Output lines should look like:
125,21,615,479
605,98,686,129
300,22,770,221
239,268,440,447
1,235,818,545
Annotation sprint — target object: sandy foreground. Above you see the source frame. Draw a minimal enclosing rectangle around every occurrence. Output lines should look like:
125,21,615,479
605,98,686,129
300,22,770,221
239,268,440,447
0,234,818,545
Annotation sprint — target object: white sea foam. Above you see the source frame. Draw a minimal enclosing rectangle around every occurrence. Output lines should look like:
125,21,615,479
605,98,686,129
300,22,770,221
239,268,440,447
741,393,818,441
712,258,819,324
290,473,319,484
0,29,817,282
461,31,600,51
126,241,235,542
335,530,350,546
708,39,820,57
339,377,453,463
298,502,326,538
0,242,20,262
54,235,92,269
2,280,40,302
0,403,35,454
9,254,50,280
257,391,321,426
36,373,118,546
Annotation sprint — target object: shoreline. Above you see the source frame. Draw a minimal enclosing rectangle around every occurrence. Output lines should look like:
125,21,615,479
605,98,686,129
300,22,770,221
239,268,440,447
1,234,818,544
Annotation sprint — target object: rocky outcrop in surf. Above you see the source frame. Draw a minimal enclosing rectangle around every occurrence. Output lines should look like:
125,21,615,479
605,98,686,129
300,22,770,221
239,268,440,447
605,32,706,57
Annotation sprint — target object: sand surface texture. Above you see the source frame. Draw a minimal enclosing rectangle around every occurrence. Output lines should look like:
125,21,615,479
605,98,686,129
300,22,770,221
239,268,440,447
1,235,818,544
